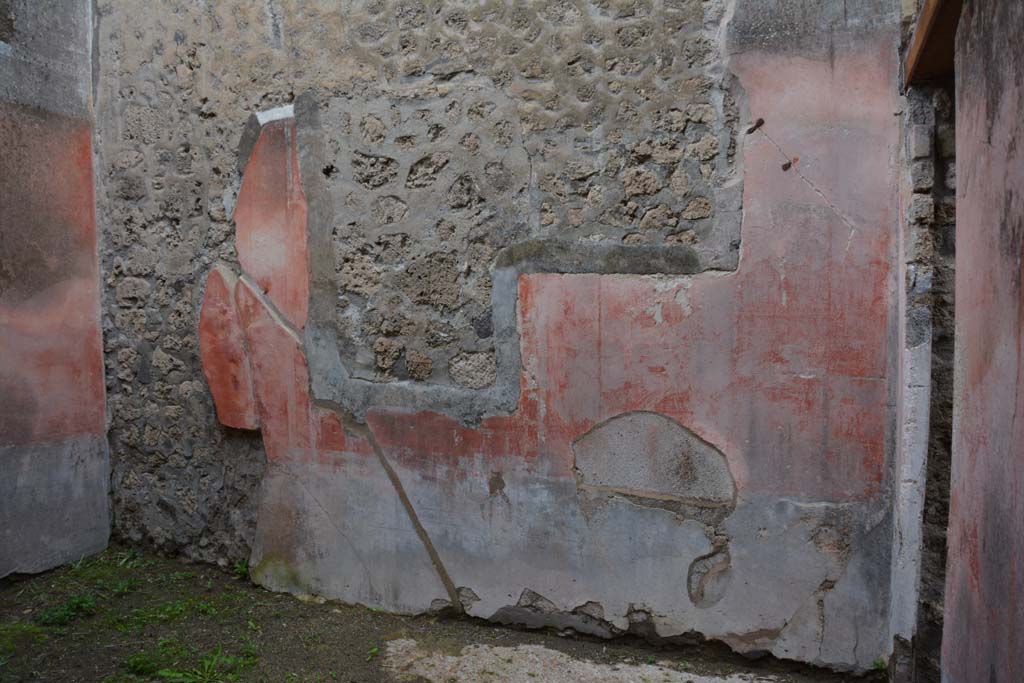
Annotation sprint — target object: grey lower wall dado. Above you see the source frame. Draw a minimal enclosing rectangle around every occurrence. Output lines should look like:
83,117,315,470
253,450,892,669
0,436,111,577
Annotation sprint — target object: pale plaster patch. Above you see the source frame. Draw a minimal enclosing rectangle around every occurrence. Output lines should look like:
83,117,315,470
384,639,789,683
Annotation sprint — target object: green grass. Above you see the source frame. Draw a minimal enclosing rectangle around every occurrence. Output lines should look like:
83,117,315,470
108,639,255,683
2,547,270,683
50,550,149,593
0,622,46,656
34,592,98,626
231,560,249,581
156,647,256,683
108,597,222,632
117,637,193,677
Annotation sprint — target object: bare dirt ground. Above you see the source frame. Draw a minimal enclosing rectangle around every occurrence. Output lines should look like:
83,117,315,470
0,545,884,683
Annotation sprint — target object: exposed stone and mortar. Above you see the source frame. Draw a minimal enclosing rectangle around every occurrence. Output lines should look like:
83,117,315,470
177,0,905,672
889,3,958,679
892,81,955,683
93,0,742,567
309,4,742,393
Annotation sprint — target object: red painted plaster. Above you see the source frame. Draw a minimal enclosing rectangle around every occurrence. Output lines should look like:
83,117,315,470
234,119,309,330
234,275,314,462
0,103,105,446
367,46,898,502
199,265,259,430
204,41,898,511
233,274,372,467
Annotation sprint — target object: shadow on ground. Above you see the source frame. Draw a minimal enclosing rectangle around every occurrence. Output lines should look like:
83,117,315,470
0,546,884,682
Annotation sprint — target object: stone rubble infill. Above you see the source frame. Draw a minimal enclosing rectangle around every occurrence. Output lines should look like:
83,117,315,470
384,639,789,683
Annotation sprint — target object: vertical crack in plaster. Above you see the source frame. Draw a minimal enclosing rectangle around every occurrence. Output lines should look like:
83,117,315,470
265,0,283,49
814,579,833,660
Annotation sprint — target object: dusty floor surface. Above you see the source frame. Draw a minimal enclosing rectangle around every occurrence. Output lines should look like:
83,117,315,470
0,546,885,682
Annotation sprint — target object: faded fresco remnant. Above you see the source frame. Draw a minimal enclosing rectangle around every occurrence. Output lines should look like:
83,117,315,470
196,0,903,670
0,0,110,577
7,0,1024,680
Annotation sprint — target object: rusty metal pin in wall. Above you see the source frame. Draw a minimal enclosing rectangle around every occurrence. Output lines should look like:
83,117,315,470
745,118,765,134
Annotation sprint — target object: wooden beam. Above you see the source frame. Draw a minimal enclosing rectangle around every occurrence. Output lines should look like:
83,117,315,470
904,0,964,85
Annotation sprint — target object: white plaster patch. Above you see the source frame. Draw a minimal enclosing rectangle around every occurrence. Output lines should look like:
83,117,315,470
256,104,295,125
645,301,664,324
384,639,788,683
675,281,694,316
890,339,932,639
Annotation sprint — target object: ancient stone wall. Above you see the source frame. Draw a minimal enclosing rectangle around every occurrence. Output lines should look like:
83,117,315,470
890,80,956,683
305,2,741,403
94,0,278,562
0,0,110,576
97,0,909,671
942,1,1024,681
93,0,739,563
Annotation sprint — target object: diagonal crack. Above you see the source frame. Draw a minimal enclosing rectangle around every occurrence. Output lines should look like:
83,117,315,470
318,399,464,614
236,272,463,613
757,128,860,257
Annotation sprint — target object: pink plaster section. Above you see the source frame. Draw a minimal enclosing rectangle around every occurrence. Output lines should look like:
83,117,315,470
233,275,368,464
207,40,898,504
0,104,106,446
942,6,1024,679
199,265,259,430
234,119,309,330
234,276,313,461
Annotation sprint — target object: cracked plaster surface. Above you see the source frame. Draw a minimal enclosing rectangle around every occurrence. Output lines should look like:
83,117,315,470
193,0,902,672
